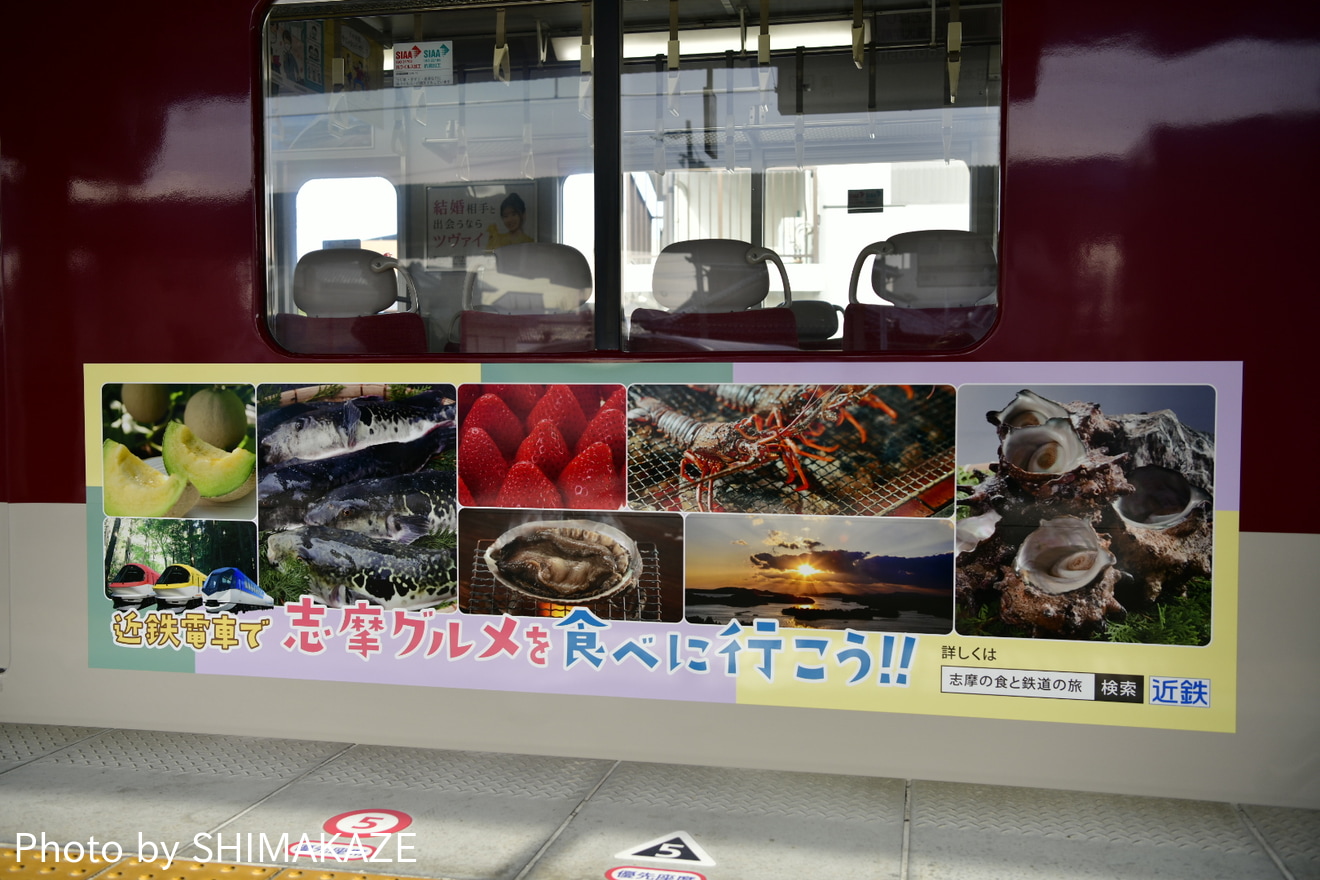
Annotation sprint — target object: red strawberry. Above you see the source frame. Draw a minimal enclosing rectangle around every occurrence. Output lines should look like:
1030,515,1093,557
526,384,588,447
463,392,524,458
458,426,508,506
485,384,545,420
603,385,628,412
457,475,476,507
515,419,571,480
496,461,563,509
558,441,624,510
575,406,626,471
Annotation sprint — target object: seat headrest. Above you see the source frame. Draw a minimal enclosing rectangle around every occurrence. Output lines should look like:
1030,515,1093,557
470,242,593,313
293,248,402,317
869,230,997,308
652,239,773,313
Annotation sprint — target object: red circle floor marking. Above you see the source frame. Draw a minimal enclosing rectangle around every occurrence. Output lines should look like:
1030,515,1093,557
323,809,414,836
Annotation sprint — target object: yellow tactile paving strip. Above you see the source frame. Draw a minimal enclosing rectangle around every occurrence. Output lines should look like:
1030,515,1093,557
95,859,278,880
2,846,108,880
1,851,435,880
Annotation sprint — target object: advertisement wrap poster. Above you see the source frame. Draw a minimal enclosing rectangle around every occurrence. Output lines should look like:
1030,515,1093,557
85,361,1241,733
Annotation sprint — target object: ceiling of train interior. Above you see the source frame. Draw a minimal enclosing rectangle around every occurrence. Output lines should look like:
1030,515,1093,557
268,1,1001,58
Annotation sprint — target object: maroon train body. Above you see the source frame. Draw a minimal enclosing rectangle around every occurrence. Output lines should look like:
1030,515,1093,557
2,1,1317,539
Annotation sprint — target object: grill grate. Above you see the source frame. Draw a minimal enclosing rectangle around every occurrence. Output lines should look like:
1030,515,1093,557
463,541,663,621
626,384,956,516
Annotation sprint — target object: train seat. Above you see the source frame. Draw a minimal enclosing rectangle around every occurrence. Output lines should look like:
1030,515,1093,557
787,299,844,349
459,241,595,353
841,230,997,351
411,266,472,353
628,239,798,351
274,248,428,354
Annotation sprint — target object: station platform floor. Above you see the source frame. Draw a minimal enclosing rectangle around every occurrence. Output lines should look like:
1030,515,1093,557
1,722,1316,880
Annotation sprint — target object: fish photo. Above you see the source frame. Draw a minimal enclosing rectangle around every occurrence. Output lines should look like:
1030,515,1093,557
256,383,459,611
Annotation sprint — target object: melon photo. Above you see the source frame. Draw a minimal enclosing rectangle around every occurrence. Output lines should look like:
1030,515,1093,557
102,439,200,518
184,387,249,450
161,421,257,500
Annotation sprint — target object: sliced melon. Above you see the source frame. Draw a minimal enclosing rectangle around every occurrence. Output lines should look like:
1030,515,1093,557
161,421,257,500
103,439,199,517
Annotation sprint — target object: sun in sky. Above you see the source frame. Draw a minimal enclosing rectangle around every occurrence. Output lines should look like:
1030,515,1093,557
796,563,822,577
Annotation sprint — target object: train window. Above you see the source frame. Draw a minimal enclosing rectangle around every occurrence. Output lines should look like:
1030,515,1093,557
617,2,1000,354
262,1,597,355
295,177,398,259
261,1,1000,356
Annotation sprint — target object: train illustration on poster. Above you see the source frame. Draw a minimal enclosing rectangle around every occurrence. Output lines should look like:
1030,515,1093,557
103,517,262,616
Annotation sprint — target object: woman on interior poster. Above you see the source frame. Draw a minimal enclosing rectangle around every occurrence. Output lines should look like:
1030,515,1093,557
486,192,534,250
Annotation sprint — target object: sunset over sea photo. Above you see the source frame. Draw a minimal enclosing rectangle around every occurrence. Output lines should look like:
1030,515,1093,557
684,514,955,633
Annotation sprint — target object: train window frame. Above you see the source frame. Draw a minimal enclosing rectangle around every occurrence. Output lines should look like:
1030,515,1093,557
258,0,1002,358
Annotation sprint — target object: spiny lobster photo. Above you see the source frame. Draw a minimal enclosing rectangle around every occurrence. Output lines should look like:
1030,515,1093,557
626,384,956,515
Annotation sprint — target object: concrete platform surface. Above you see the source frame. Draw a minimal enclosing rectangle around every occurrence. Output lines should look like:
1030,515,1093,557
1,723,1316,880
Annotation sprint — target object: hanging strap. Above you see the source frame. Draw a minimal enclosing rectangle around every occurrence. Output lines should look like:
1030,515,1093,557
493,7,512,84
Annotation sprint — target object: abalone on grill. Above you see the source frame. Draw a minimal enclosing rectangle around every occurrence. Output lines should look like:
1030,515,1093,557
484,520,640,602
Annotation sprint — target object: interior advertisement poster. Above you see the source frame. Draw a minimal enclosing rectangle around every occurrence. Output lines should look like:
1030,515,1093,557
425,184,538,261
267,19,324,95
393,40,454,88
84,361,1241,732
